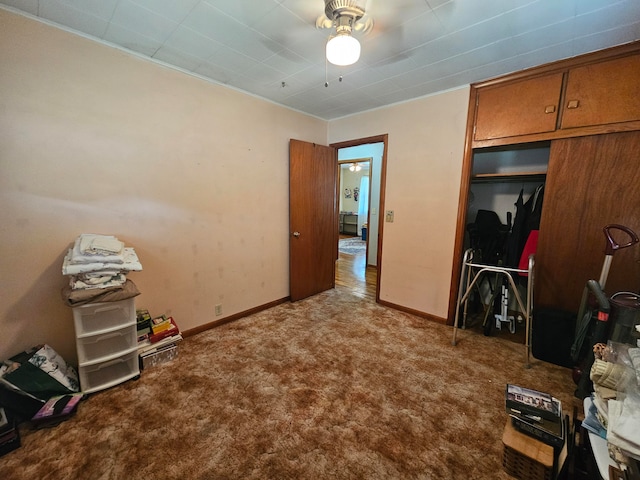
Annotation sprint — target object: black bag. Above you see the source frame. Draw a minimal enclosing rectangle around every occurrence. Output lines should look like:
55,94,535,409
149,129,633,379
532,307,575,368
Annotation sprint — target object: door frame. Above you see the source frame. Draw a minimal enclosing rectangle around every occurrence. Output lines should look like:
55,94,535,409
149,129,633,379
331,134,388,303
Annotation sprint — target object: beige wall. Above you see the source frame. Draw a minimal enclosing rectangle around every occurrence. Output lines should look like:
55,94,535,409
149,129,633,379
328,88,470,320
0,9,470,366
0,10,327,362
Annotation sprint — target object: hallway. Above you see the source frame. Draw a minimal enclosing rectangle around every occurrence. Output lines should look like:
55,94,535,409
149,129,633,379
335,239,376,301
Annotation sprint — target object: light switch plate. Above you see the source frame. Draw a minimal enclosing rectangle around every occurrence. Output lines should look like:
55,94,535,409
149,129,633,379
386,210,394,222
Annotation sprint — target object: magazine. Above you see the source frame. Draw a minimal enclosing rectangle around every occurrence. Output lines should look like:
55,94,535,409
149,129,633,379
505,384,562,421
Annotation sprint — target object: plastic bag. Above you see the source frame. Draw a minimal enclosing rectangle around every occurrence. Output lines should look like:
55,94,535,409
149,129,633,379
0,344,79,402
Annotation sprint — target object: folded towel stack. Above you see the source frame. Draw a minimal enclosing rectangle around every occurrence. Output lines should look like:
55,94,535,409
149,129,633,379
62,234,143,289
586,342,640,465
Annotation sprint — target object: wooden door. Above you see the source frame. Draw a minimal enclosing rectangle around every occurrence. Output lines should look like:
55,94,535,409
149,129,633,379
535,131,640,312
560,54,640,129
474,73,563,141
289,139,337,301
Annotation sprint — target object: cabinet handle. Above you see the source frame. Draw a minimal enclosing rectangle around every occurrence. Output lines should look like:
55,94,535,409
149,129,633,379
567,100,580,109
544,105,556,114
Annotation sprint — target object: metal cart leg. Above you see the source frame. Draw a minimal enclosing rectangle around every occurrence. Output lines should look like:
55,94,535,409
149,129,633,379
452,249,473,346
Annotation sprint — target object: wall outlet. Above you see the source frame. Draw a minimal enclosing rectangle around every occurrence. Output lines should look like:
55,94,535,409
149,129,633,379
215,304,222,316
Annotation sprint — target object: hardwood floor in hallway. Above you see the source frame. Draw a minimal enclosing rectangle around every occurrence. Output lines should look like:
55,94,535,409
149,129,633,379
335,247,376,301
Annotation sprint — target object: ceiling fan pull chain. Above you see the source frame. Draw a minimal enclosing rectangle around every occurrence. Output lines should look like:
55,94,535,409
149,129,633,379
325,54,329,87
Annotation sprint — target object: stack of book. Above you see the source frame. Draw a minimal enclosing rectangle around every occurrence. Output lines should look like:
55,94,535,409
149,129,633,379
0,407,20,457
505,384,565,449
136,310,182,369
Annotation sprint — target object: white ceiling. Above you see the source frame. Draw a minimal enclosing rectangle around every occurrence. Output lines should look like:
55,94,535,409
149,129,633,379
2,0,639,120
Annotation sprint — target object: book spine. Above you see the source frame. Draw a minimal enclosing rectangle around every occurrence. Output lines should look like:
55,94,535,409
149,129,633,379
510,416,564,449
149,326,178,343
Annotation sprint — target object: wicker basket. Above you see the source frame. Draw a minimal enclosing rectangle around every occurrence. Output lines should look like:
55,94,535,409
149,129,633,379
503,443,553,480
502,419,555,480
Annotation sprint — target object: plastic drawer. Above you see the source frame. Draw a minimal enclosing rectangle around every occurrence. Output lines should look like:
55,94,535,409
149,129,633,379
79,351,139,394
73,298,135,336
77,325,138,365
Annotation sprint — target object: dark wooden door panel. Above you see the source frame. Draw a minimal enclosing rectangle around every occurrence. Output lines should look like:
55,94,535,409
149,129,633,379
289,139,337,301
536,131,640,312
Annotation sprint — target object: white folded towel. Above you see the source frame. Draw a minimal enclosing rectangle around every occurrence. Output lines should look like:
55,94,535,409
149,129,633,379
607,396,640,457
78,233,124,256
62,248,142,275
71,237,124,264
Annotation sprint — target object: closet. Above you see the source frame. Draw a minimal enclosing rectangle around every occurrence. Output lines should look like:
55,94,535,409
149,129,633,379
461,142,548,344
450,41,640,323
468,142,548,239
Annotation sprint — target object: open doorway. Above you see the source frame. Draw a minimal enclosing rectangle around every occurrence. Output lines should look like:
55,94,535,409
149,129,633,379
338,158,370,240
332,138,387,301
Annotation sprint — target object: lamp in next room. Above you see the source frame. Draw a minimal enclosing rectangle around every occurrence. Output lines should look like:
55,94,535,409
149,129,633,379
349,163,362,172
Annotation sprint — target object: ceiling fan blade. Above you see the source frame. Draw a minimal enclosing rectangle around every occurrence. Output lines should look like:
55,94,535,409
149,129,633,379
315,14,334,30
353,16,374,34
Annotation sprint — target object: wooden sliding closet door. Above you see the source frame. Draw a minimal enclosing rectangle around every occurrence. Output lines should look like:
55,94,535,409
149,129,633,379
535,131,640,312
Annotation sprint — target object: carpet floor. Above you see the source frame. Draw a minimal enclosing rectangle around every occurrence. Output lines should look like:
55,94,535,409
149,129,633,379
1,286,579,479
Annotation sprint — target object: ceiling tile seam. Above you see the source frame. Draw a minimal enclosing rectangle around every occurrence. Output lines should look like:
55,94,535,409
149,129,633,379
1,5,325,119
129,0,199,25
113,2,186,59
107,0,120,23
197,10,301,68
404,1,567,61
378,23,576,89
571,22,640,48
44,0,113,39
439,37,579,84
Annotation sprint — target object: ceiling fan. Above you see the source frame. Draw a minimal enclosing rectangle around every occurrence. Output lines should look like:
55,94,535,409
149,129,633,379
315,0,374,66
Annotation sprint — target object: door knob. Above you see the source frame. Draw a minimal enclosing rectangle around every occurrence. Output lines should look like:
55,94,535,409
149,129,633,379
292,231,301,238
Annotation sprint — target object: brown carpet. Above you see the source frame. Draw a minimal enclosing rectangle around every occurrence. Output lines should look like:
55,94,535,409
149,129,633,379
1,286,579,479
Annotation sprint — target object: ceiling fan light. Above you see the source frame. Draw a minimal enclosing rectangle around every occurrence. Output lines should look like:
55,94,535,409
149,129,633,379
326,33,361,66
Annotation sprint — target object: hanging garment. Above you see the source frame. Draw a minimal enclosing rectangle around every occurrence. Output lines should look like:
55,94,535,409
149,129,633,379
505,189,526,267
525,184,545,232
505,184,545,267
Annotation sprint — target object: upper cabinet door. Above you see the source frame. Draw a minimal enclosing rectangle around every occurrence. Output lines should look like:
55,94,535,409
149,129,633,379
561,54,640,129
474,73,564,141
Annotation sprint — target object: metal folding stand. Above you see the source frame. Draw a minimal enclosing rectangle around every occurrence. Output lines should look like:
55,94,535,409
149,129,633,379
451,248,535,368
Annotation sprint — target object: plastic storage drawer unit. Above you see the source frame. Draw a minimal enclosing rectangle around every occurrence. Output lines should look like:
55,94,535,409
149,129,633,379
79,351,139,394
76,325,138,365
73,298,135,336
72,298,139,393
